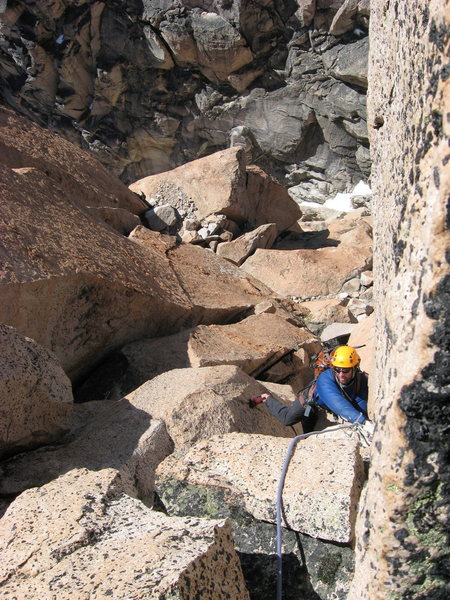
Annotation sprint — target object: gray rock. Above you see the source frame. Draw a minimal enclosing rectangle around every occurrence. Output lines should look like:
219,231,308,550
360,270,374,287
355,145,372,174
156,477,355,600
347,298,373,319
359,287,373,302
322,38,368,88
295,0,316,27
145,204,180,231
0,1,371,201
320,322,356,342
340,277,361,294
183,217,201,231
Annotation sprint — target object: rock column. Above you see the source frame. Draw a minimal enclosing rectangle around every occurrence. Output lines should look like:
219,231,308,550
349,1,450,598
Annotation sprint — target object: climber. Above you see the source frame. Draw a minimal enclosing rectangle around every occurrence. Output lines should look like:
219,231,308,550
251,345,374,436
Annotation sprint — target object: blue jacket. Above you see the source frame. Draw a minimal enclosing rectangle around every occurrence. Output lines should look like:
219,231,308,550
315,368,368,424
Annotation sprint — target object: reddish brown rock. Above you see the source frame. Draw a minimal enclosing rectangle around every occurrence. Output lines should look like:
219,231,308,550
0,106,145,214
129,147,248,221
241,211,372,298
0,136,270,383
87,206,141,235
186,313,318,377
244,165,303,231
241,244,372,298
129,147,301,230
217,223,278,266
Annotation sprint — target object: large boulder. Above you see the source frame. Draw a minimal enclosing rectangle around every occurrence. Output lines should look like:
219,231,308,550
129,147,301,230
185,313,319,376
129,146,247,221
0,468,250,600
0,106,146,215
240,244,372,299
217,223,278,266
244,165,303,230
0,399,173,502
156,430,366,543
0,116,271,382
155,424,356,600
126,365,298,451
0,324,73,458
75,310,320,402
240,212,373,298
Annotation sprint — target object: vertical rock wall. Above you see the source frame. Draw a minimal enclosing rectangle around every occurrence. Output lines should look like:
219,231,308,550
350,1,449,598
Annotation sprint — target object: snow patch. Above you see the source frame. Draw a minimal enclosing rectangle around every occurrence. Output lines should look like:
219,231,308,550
300,181,372,212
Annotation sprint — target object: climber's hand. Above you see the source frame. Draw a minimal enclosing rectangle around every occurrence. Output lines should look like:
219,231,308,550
249,393,269,408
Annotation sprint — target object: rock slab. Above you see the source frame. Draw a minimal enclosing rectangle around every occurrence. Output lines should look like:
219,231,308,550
156,430,365,543
0,399,173,503
126,365,297,451
0,324,73,458
0,468,250,600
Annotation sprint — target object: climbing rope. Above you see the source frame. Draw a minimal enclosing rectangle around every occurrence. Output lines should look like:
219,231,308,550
275,422,359,600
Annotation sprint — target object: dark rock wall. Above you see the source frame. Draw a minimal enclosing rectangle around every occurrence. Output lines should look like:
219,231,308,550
349,1,450,598
0,0,369,199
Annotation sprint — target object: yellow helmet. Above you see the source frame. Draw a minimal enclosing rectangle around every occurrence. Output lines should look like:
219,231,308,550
332,346,360,368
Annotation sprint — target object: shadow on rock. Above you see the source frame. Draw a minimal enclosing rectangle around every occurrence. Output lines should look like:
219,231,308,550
0,399,173,505
275,230,341,250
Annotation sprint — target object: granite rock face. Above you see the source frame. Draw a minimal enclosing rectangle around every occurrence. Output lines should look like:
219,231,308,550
0,324,73,458
0,468,250,600
348,2,450,599
156,431,360,600
130,146,302,230
0,400,173,504
156,431,365,543
125,365,299,451
0,105,146,215
0,109,271,383
0,0,370,198
240,212,372,298
74,307,321,402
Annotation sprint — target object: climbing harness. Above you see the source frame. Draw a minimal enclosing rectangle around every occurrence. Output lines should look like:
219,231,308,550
275,422,360,600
